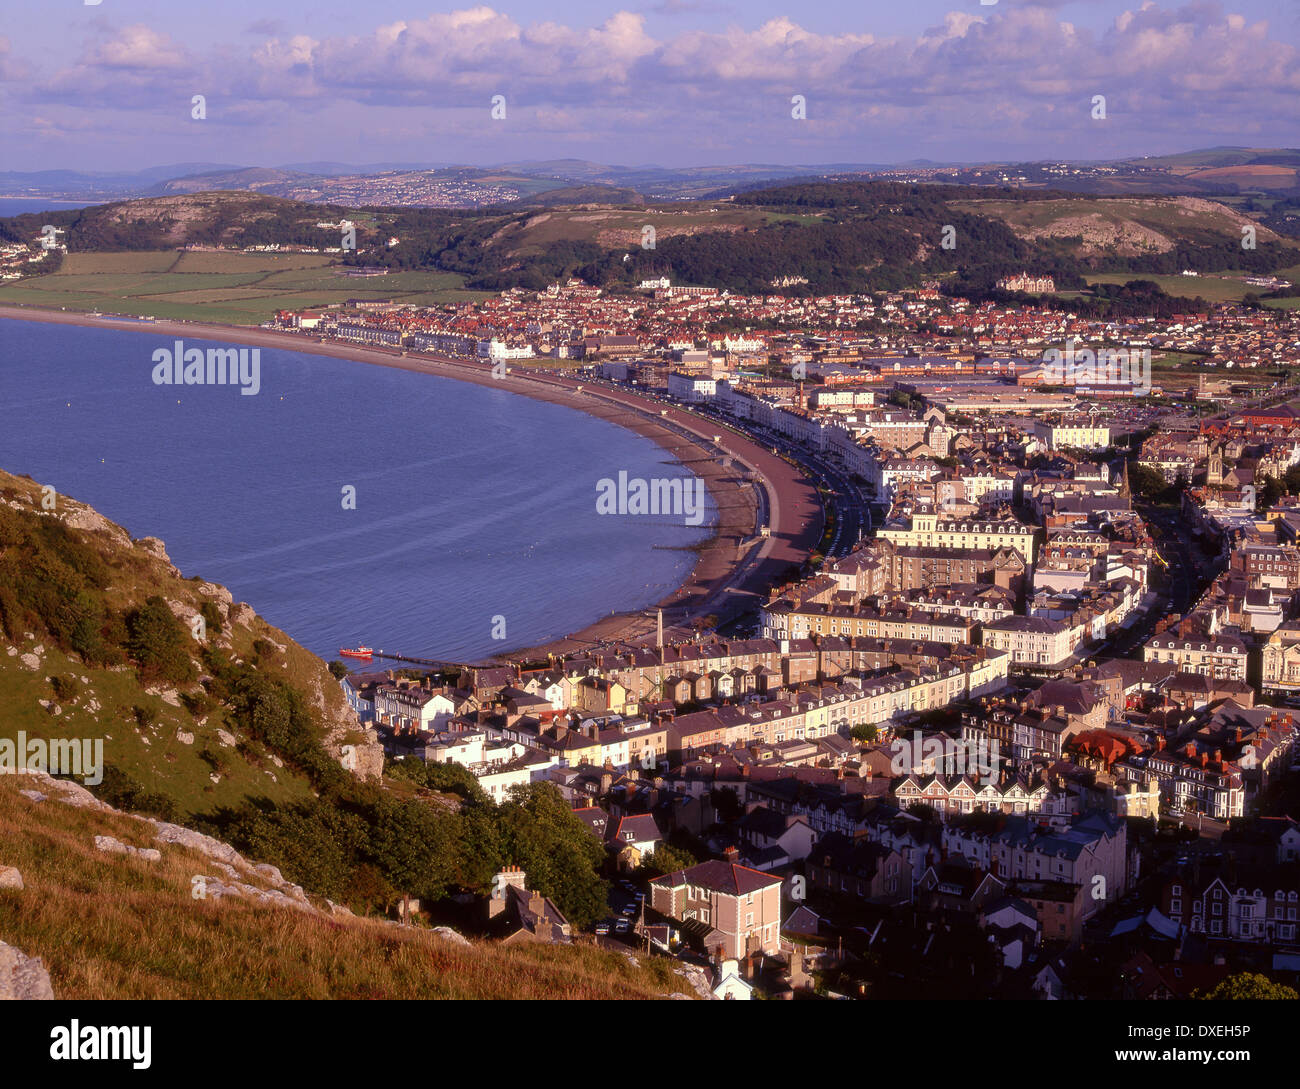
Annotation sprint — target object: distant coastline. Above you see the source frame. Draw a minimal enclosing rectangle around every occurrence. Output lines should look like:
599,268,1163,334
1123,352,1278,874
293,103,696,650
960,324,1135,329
0,304,824,662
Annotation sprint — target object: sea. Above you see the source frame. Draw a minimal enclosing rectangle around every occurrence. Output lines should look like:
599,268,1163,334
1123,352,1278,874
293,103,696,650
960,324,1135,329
0,199,99,218
0,319,713,662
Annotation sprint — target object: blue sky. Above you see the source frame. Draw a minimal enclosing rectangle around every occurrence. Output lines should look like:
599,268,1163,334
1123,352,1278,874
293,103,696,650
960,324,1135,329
3,0,1298,171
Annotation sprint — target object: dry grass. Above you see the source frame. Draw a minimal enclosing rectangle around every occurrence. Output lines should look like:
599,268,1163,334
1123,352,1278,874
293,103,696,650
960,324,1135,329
0,777,687,999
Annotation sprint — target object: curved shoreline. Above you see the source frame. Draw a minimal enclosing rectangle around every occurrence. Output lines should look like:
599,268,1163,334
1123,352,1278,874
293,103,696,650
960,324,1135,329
0,304,825,661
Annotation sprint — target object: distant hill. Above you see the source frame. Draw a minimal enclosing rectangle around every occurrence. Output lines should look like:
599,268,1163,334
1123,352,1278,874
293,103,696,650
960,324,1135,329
147,167,321,196
10,148,1300,206
947,194,1289,258
4,176,1298,298
0,163,241,201
507,184,646,208
0,190,355,250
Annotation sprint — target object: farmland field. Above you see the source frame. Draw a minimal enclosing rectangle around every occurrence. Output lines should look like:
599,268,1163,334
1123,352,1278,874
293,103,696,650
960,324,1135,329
1084,272,1265,303
0,250,493,323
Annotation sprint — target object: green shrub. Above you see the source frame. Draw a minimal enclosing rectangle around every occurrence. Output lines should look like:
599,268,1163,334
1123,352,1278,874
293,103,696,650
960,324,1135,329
125,596,197,686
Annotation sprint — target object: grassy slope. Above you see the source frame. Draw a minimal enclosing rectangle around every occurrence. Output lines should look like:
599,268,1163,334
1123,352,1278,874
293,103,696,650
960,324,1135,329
0,468,367,821
0,469,695,999
0,776,686,999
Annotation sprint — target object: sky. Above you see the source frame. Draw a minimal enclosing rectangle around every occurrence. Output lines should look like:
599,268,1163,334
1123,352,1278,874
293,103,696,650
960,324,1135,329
2,0,1299,172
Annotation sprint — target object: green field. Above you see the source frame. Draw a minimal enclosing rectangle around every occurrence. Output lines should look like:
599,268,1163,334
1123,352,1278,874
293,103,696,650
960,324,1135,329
1261,263,1300,309
1085,272,1263,303
0,250,494,324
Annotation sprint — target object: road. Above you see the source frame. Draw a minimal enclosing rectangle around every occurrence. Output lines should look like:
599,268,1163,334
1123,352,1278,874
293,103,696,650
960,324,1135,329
1098,501,1225,658
674,396,872,559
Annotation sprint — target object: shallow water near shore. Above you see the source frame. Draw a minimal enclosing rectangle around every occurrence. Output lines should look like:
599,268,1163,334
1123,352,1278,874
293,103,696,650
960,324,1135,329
0,318,713,662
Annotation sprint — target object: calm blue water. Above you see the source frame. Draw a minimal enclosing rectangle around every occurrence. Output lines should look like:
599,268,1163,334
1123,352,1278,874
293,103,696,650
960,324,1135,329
0,200,98,218
0,319,712,661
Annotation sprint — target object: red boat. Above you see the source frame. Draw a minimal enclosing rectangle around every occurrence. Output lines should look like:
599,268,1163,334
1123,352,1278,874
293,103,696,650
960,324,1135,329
339,646,373,660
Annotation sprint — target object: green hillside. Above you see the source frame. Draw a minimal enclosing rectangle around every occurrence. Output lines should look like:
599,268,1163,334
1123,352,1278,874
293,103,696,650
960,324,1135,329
0,467,375,822
0,774,693,999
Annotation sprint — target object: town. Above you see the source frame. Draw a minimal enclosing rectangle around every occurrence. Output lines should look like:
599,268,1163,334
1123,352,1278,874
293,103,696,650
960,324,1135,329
283,271,1300,1000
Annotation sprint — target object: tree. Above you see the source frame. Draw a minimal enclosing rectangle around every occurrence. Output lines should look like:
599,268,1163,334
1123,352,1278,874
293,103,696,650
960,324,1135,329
495,783,608,929
1127,462,1173,504
1198,973,1299,1000
635,843,696,879
387,757,489,805
125,595,197,685
199,600,224,636
227,801,367,902
1257,474,1283,511
850,722,879,742
369,795,463,904
327,659,349,680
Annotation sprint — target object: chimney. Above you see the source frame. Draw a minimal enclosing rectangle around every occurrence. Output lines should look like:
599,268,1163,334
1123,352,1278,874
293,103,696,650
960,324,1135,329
723,846,740,863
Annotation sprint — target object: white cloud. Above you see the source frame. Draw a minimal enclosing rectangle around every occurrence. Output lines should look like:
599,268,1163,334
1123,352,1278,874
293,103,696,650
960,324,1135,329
13,4,1300,162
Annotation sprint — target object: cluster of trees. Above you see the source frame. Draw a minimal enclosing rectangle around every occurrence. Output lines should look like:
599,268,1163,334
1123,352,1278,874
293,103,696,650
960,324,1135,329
730,180,1078,210
211,770,611,928
1197,972,1299,1000
125,597,197,686
1034,279,1217,320
1126,461,1186,505
1254,466,1300,510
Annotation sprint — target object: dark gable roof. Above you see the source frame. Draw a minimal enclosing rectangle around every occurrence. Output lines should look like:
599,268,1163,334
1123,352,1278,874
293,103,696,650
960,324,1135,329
738,805,789,838
1031,678,1105,716
810,832,893,879
651,859,782,896
611,813,661,843
571,806,609,839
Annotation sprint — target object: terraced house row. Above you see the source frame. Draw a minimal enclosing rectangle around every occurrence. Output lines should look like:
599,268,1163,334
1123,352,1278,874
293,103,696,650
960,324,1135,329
668,656,1009,759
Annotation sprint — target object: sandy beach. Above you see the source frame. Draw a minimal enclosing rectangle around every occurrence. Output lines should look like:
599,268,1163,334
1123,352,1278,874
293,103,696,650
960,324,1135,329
0,304,824,662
